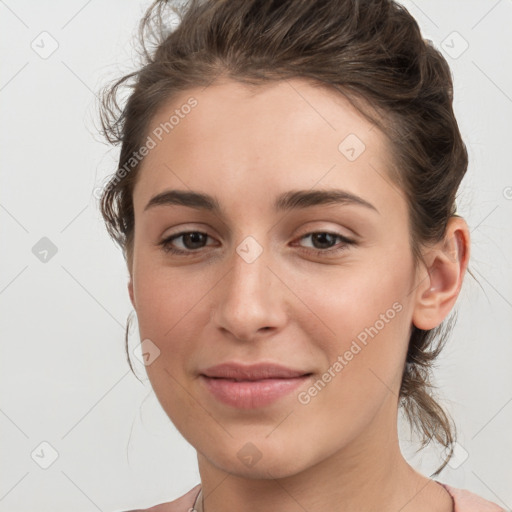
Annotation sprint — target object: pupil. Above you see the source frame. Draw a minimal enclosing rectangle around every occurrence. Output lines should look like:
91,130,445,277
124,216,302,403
184,232,205,249
313,233,335,249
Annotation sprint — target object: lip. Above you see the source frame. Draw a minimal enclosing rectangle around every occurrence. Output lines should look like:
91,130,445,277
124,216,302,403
199,362,313,409
201,362,310,380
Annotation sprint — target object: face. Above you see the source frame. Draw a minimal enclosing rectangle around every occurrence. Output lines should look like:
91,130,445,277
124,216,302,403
128,78,423,478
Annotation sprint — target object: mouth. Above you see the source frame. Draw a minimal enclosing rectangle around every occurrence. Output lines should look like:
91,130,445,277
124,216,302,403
200,362,312,380
199,362,313,409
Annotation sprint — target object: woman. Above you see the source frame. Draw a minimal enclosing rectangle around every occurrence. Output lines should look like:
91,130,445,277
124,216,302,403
98,0,505,510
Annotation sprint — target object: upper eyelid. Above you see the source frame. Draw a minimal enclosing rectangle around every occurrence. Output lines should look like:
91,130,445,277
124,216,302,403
161,221,356,239
161,228,353,240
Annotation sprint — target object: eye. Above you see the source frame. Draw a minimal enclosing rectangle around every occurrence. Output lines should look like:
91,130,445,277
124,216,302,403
159,230,355,257
159,231,215,255
294,231,355,256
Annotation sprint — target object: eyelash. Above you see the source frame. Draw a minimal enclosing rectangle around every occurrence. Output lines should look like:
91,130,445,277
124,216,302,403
159,231,355,257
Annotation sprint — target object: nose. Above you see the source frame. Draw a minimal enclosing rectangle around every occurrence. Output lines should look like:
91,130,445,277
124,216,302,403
211,241,288,342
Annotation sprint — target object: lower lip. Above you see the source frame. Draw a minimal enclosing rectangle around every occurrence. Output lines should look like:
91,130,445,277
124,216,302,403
200,375,311,409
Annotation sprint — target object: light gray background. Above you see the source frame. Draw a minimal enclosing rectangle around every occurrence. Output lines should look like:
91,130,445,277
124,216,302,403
1,1,511,511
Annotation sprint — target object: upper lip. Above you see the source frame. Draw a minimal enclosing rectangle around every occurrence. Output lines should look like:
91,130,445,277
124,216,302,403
200,362,311,381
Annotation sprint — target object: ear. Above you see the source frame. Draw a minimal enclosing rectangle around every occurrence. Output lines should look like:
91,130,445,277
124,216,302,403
412,216,470,330
128,277,136,310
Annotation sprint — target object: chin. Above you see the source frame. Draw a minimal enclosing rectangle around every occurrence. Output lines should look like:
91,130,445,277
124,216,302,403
201,436,314,480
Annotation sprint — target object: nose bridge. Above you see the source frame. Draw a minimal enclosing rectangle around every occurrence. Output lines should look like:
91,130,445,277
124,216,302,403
212,234,286,340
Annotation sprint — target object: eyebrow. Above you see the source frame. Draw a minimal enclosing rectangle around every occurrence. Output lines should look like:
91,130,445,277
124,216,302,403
144,189,379,214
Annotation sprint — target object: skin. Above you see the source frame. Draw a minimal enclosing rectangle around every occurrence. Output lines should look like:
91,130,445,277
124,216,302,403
127,78,470,512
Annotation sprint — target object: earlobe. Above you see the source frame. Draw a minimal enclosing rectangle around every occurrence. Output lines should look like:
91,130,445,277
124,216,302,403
412,217,470,331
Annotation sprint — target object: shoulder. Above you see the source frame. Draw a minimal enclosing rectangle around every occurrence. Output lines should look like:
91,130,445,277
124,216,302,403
440,482,506,512
121,484,201,512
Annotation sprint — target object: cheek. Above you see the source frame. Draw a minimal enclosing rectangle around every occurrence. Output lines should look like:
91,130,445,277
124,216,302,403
294,260,412,401
134,252,200,331
131,258,210,374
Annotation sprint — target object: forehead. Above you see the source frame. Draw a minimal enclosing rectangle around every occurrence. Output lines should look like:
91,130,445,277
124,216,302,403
133,78,403,217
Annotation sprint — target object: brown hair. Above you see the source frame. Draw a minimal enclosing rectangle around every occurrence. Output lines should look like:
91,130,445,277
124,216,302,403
98,0,470,476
